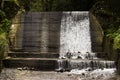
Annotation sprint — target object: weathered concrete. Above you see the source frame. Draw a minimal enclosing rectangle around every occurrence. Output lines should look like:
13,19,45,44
3,58,58,71
22,12,62,52
89,13,104,52
9,11,23,50
8,52,59,58
10,12,104,53
5,12,106,71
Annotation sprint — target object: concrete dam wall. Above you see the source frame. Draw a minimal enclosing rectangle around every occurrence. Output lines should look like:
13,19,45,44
10,12,103,53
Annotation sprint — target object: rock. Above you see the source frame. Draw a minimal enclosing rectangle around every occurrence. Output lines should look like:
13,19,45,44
92,77,95,79
55,68,65,73
101,67,104,70
31,68,34,70
5,56,11,59
78,56,82,59
88,68,92,71
65,68,71,72
17,68,22,71
59,56,66,59
66,52,72,59
82,73,85,76
23,67,27,70
67,74,72,76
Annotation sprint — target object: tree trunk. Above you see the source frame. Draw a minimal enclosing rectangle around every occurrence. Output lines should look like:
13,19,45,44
1,0,4,9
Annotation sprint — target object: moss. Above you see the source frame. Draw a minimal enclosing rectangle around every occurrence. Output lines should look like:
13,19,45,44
0,9,11,72
0,33,8,57
91,0,120,74
0,33,8,72
114,35,120,49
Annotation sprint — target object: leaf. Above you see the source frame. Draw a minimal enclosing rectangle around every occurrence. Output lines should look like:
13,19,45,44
13,0,20,7
114,35,120,49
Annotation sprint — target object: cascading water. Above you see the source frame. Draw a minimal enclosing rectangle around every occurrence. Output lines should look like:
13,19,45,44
57,12,116,79
60,12,91,55
0,12,116,80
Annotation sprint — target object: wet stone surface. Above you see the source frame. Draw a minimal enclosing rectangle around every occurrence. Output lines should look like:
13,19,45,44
0,68,117,80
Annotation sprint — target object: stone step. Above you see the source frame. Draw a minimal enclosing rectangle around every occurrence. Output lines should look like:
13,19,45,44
3,57,115,71
95,52,108,58
8,52,108,58
3,58,58,71
8,52,59,58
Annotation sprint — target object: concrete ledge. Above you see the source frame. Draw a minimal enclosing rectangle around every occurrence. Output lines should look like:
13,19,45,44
8,52,59,58
3,59,58,71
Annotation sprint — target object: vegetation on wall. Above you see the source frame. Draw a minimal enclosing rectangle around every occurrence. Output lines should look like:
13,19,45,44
0,0,21,58
22,0,96,11
0,10,10,58
0,0,19,71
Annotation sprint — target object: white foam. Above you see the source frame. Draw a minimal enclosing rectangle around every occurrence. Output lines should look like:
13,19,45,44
60,12,91,54
65,68,116,79
69,68,116,74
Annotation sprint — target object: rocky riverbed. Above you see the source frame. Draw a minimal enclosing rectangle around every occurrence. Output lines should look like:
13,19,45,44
0,68,117,80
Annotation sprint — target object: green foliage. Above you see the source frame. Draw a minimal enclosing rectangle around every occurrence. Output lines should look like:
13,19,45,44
114,35,120,49
13,0,19,6
0,9,11,60
0,19,11,33
0,0,97,12
30,0,43,11
28,0,96,11
0,10,11,33
105,22,120,49
1,1,19,19
0,33,7,59
105,18,120,39
0,10,6,20
91,0,120,50
0,32,7,72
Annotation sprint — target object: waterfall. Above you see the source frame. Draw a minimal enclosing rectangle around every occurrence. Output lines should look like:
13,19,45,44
60,12,91,56
57,11,116,73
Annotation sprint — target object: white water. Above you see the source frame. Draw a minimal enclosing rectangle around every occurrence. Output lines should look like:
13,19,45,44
67,68,116,80
0,68,116,80
60,12,91,56
58,12,116,78
59,52,97,59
